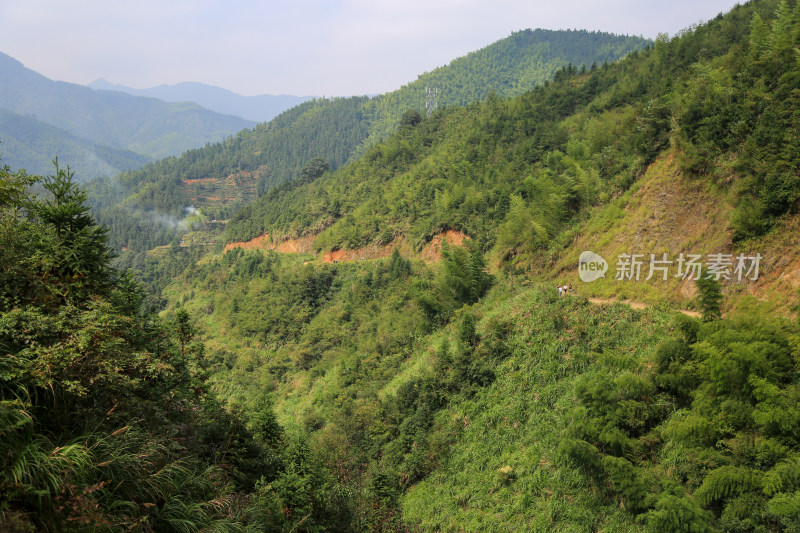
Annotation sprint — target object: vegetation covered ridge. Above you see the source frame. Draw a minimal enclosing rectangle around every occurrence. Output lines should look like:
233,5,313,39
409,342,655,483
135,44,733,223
152,1,800,530
223,0,800,315
92,29,650,254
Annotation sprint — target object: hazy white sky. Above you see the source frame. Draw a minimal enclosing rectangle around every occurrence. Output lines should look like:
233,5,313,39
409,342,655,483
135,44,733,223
0,0,742,97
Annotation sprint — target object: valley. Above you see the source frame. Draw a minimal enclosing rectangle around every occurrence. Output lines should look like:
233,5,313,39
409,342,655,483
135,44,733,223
2,1,800,531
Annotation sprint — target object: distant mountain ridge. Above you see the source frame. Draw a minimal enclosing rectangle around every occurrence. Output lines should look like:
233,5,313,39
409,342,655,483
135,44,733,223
88,78,314,123
0,52,255,165
0,107,150,182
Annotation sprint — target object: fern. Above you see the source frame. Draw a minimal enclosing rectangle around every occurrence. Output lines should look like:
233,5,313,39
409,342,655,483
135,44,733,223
763,457,800,496
694,466,762,507
766,491,800,531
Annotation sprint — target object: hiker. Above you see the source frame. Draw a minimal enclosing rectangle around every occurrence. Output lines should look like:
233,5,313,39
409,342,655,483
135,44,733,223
558,285,563,296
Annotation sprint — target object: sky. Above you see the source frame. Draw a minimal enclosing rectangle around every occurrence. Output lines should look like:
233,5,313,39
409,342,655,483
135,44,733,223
0,0,743,97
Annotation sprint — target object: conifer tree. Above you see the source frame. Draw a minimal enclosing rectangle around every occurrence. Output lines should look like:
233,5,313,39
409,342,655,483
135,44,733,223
695,270,722,321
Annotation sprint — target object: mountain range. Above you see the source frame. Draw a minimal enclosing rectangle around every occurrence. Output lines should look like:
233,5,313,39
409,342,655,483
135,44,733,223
0,52,255,180
88,78,313,123
0,107,151,180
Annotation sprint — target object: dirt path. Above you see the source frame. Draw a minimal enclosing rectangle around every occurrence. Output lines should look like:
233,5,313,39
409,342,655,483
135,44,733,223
586,296,702,318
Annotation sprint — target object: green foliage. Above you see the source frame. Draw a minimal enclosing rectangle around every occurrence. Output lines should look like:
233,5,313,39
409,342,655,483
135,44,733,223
694,466,762,507
767,490,800,530
669,0,800,240
388,247,411,279
558,301,800,531
645,487,713,533
0,160,280,530
695,270,723,321
439,241,493,306
93,30,649,253
298,157,330,185
399,109,422,128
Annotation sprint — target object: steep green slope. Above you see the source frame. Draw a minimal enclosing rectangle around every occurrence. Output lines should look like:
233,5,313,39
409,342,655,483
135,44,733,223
225,0,799,290
165,248,674,530
95,29,649,253
354,28,651,158
148,0,800,530
164,245,800,531
0,107,150,182
0,52,255,160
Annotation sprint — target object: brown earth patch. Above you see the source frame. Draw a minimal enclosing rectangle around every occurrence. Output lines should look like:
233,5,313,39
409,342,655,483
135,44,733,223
322,236,409,263
225,230,470,264
183,178,218,186
419,230,470,262
275,235,315,254
321,231,469,264
224,233,314,254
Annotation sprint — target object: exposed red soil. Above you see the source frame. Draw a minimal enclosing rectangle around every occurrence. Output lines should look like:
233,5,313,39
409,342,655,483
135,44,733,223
225,229,470,263
224,233,315,254
321,236,409,263
419,229,469,262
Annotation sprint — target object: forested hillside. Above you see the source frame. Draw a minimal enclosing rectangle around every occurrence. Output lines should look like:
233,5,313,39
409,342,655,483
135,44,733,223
6,0,800,531
352,28,651,159
150,0,800,530
225,0,800,278
93,29,649,254
0,108,150,182
0,162,293,530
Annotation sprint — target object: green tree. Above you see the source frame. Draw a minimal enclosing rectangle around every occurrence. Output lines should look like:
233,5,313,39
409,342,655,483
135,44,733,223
695,270,722,321
175,307,195,356
440,240,492,306
299,157,330,184
399,109,422,128
31,160,114,301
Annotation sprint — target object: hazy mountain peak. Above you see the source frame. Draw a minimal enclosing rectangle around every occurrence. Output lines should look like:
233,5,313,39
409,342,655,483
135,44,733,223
87,78,314,122
0,53,255,177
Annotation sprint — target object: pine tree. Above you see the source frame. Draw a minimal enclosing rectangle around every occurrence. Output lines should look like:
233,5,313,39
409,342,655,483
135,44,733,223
31,160,113,301
695,270,722,321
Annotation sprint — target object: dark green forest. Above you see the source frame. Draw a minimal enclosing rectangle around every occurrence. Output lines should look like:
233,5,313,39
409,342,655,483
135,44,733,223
0,163,270,530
